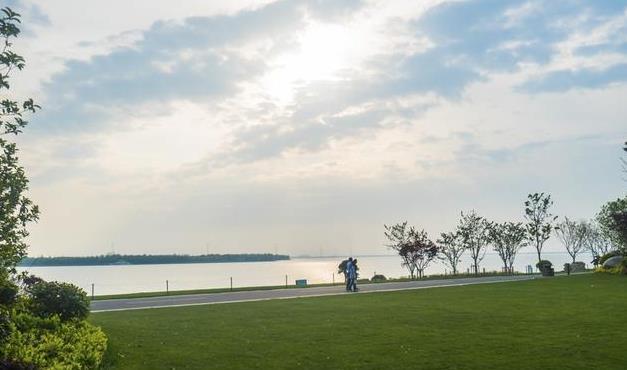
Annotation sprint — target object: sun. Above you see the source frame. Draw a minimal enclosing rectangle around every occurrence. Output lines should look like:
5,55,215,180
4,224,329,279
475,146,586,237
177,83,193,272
261,22,353,104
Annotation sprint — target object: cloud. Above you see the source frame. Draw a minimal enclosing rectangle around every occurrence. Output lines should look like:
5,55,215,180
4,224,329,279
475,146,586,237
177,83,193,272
28,0,627,169
519,63,627,92
16,0,627,256
4,0,50,31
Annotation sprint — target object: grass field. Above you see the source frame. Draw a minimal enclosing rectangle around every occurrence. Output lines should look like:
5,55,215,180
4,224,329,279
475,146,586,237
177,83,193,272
91,274,626,369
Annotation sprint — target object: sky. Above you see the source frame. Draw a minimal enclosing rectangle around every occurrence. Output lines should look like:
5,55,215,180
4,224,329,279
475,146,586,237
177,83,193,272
7,0,627,257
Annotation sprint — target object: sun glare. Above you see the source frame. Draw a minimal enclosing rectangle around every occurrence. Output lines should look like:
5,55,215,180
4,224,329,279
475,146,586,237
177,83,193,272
261,22,353,104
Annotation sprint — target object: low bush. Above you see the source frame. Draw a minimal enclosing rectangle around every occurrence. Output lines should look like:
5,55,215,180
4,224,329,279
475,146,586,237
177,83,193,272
0,278,18,307
536,260,552,269
371,274,387,282
27,281,89,321
1,311,107,369
594,259,627,275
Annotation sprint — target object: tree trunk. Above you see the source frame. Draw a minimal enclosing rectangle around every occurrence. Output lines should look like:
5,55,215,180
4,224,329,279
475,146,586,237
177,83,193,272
536,247,542,264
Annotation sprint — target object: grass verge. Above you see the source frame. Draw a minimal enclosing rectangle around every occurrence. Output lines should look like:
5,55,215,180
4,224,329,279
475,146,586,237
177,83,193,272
91,274,625,369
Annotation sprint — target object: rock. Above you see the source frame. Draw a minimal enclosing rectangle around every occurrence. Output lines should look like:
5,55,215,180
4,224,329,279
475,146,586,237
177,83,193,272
570,262,586,272
603,255,624,268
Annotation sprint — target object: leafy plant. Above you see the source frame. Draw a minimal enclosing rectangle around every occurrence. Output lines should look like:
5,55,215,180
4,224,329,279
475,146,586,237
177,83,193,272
596,196,627,252
27,281,90,321
0,7,40,276
371,274,387,282
535,260,553,270
456,211,490,274
488,222,526,274
437,231,464,275
1,311,107,369
524,193,558,263
384,222,438,279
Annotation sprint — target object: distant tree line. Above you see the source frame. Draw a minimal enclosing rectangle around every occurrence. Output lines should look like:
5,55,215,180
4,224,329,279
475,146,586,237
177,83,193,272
19,253,290,267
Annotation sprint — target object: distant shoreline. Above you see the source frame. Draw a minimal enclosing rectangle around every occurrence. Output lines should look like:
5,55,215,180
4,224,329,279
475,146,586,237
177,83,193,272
18,253,290,267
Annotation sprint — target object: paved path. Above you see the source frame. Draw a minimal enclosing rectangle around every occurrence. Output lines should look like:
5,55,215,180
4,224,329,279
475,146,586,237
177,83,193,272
90,275,536,312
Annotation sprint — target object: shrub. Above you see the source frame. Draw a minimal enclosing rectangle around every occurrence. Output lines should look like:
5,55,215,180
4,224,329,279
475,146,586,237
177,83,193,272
0,308,11,344
371,274,387,282
1,311,107,369
536,260,552,270
0,278,18,307
28,281,89,321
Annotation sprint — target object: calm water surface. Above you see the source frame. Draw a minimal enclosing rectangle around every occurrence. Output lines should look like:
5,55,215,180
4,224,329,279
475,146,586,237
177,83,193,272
18,251,591,296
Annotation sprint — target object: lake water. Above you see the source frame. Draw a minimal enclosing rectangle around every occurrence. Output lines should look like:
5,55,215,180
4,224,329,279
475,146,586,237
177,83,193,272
18,251,591,296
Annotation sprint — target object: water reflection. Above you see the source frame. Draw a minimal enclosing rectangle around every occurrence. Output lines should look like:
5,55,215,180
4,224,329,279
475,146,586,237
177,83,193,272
18,252,591,296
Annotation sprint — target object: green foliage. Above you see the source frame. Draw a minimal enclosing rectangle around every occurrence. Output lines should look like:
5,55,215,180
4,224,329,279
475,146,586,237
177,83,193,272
371,274,387,282
456,210,490,274
524,193,558,263
582,221,614,265
437,231,464,275
594,258,627,275
554,217,587,263
27,281,90,321
488,221,526,273
0,276,18,306
384,222,438,279
535,259,552,269
0,8,107,369
0,7,40,276
596,196,627,251
1,311,107,369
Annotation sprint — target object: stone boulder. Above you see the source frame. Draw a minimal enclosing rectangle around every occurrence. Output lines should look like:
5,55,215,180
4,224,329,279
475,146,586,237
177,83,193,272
602,255,624,268
570,261,586,272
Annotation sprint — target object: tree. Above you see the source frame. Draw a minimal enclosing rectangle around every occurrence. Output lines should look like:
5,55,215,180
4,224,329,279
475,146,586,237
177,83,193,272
384,222,413,277
596,196,627,252
0,9,108,369
524,193,557,264
581,221,614,265
0,7,40,277
456,210,490,274
488,222,526,274
404,228,439,279
554,217,586,263
437,231,463,274
384,223,438,279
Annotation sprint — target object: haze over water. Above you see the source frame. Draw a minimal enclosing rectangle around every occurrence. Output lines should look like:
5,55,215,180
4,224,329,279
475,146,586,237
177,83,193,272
19,252,590,296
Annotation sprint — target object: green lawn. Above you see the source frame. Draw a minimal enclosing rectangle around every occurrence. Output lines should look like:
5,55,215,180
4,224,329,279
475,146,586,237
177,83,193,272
91,274,626,369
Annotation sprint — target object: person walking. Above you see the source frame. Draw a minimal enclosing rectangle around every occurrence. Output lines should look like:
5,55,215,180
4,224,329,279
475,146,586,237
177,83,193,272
345,257,353,292
350,258,359,292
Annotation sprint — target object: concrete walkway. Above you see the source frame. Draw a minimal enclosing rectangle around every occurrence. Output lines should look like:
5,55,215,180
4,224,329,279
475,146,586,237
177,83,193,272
90,274,537,313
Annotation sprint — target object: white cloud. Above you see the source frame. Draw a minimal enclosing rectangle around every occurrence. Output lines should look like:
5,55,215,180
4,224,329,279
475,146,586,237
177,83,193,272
10,0,627,256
